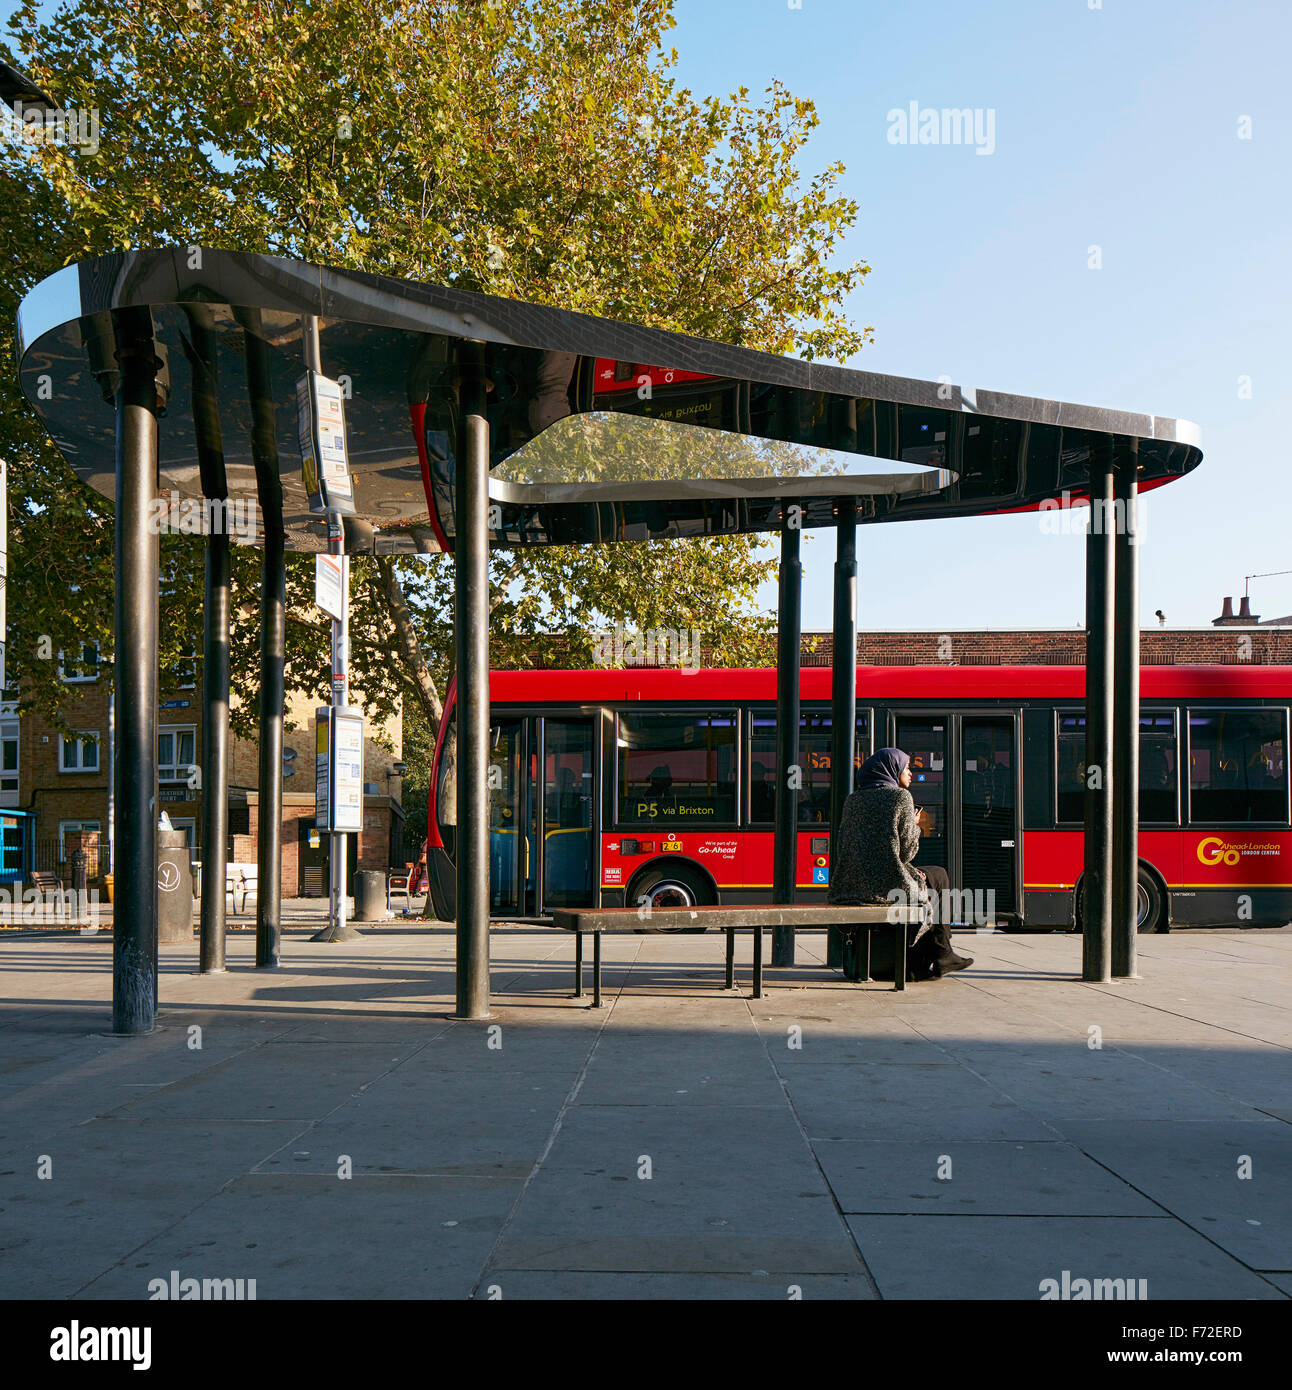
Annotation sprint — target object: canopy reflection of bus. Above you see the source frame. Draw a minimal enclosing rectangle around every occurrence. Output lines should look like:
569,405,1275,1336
424,666,1292,933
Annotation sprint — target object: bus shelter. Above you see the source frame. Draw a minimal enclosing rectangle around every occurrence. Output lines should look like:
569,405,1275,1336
15,249,1203,1030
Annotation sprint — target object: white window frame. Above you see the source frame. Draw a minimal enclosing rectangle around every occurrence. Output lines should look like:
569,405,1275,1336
0,717,18,796
169,817,196,848
58,731,100,773
59,820,101,862
158,725,198,783
58,643,100,684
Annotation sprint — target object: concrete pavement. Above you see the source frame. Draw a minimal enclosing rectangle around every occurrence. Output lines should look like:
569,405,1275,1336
1,925,1288,1299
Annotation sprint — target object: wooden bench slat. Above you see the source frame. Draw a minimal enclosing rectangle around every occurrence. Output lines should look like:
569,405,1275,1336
551,904,921,931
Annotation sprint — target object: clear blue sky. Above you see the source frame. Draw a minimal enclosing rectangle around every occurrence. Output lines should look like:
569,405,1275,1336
668,0,1292,629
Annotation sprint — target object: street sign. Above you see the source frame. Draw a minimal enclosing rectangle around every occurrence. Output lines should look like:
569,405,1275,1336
331,708,364,832
314,706,364,833
297,371,355,515
315,707,329,830
314,553,345,621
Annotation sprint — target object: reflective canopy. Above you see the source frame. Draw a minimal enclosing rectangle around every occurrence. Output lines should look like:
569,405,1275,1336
16,249,1202,553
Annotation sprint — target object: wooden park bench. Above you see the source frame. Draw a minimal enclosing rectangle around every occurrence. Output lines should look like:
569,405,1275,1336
29,870,64,902
549,903,927,1007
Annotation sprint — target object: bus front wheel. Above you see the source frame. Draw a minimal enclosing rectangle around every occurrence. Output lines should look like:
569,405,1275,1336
628,865,713,931
1075,866,1166,935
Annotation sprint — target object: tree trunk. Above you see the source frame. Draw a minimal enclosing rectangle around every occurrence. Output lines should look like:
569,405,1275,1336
374,555,443,731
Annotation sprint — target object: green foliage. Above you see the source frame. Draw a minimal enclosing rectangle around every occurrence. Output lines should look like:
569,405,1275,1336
1,0,871,737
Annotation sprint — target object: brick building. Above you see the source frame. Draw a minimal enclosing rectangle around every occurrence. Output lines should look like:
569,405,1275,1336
0,644,406,896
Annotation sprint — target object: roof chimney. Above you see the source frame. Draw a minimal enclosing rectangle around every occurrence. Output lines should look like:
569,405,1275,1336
1213,596,1236,626
1238,596,1259,622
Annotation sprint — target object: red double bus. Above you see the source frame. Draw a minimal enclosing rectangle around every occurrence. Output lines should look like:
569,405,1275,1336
424,665,1292,933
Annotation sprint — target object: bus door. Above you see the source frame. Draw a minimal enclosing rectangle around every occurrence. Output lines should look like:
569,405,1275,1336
489,716,596,916
893,712,1019,918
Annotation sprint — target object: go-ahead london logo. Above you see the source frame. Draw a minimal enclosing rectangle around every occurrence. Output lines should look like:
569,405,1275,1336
1196,836,1280,867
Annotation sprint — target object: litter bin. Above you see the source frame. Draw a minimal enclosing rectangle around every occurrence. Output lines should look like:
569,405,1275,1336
156,828,195,943
353,870,389,922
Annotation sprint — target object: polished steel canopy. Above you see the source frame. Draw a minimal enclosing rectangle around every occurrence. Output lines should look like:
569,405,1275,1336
17,248,1202,552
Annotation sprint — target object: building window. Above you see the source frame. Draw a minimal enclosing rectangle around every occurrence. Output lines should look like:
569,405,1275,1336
58,820,101,861
168,817,196,848
59,732,99,773
1188,708,1289,824
59,644,100,683
158,727,197,783
0,718,18,800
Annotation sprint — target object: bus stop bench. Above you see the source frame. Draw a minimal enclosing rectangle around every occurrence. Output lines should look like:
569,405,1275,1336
549,904,927,1007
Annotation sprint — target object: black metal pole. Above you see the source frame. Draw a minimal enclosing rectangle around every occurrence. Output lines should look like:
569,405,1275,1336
772,508,802,967
242,316,285,968
454,340,492,1018
185,311,230,975
828,503,858,969
111,311,162,1034
1111,443,1140,977
1082,440,1115,983
199,530,230,972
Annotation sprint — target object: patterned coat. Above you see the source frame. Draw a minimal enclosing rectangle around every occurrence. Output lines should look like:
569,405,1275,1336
827,786,925,907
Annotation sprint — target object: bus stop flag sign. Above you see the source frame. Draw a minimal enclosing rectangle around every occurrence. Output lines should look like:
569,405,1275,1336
315,553,345,622
297,370,355,515
315,706,364,834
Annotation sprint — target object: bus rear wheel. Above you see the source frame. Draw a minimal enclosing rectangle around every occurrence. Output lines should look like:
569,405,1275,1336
628,865,713,931
1075,866,1166,934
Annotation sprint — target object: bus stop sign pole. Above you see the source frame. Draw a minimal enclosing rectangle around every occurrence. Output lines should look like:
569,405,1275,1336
301,314,361,944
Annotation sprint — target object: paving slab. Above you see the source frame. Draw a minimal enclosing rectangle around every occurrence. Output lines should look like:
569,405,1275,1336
73,1173,523,1300
846,1215,1286,1300
1056,1120,1292,1270
784,1061,1057,1141
815,1139,1160,1216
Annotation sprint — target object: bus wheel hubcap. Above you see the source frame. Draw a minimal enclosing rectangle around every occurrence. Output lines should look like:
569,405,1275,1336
651,883,694,908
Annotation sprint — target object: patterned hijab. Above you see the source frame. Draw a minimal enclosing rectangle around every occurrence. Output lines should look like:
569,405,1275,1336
856,747,911,792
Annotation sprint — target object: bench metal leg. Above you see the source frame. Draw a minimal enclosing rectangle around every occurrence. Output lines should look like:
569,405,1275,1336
725,927,735,989
894,926,906,991
752,924,763,999
592,932,603,1008
574,932,583,998
862,927,873,981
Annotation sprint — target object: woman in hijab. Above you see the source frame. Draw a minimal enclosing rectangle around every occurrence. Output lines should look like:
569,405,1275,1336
828,747,972,980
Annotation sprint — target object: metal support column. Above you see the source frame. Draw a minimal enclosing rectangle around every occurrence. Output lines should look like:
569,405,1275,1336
1082,440,1116,983
242,315,285,968
199,530,230,971
111,310,162,1034
185,310,230,975
827,503,858,969
453,340,492,1018
1111,443,1140,977
772,508,802,967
